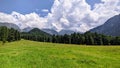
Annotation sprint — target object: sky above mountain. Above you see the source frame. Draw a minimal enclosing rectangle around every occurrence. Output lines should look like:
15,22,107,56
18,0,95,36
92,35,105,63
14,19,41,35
0,0,54,17
0,0,120,32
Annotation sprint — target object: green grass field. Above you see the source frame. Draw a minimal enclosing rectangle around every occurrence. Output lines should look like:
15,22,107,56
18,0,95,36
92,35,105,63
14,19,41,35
0,40,120,68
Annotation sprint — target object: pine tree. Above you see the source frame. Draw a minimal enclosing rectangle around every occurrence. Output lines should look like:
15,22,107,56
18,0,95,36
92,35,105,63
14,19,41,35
1,26,8,45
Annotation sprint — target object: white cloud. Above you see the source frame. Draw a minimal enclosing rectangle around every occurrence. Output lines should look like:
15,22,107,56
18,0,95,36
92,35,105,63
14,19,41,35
0,11,48,29
47,0,120,32
41,9,49,13
0,12,17,23
0,0,120,32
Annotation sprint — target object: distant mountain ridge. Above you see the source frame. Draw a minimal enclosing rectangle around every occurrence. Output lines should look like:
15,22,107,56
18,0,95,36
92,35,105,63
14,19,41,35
0,22,20,31
28,28,51,37
22,27,33,32
58,30,75,35
90,14,120,36
42,29,76,35
42,29,58,35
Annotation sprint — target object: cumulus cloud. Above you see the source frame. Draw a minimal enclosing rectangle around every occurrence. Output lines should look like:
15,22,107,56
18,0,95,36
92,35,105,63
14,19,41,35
48,0,120,32
0,11,48,29
41,9,49,13
0,0,120,32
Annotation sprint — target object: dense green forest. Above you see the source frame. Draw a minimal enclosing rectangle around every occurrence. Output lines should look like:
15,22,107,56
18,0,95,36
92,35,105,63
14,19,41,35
0,26,120,45
52,32,120,45
21,29,120,45
0,26,21,44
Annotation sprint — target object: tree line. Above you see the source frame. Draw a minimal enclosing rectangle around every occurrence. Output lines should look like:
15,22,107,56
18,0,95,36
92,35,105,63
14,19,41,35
0,26,21,44
0,26,120,45
51,32,120,45
21,34,51,42
21,31,120,45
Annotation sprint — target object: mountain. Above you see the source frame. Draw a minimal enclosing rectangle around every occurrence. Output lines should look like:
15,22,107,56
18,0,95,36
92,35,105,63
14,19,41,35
22,27,33,32
28,28,51,37
90,14,120,36
42,29,58,35
22,27,76,35
58,30,75,35
0,22,20,31
42,29,76,35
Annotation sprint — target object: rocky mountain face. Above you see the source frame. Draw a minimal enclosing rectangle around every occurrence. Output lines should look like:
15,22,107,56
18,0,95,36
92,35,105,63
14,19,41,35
90,14,120,36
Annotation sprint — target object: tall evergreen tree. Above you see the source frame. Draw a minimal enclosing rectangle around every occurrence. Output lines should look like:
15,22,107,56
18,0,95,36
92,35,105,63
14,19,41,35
0,26,8,44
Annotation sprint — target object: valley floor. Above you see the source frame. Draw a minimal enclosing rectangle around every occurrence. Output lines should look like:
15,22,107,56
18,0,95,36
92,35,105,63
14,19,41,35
0,40,120,68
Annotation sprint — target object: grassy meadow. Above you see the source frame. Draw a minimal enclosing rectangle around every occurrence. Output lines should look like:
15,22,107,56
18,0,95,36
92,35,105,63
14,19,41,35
0,40,120,68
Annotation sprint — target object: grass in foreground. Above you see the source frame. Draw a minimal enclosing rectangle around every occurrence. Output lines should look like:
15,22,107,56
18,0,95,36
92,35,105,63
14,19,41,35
0,40,120,68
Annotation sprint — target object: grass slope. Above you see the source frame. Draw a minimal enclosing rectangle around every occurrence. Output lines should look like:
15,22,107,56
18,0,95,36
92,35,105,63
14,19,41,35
0,40,120,68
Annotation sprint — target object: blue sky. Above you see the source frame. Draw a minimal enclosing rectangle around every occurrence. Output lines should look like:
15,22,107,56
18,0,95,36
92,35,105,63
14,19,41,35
0,0,54,16
0,0,101,17
86,0,102,9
